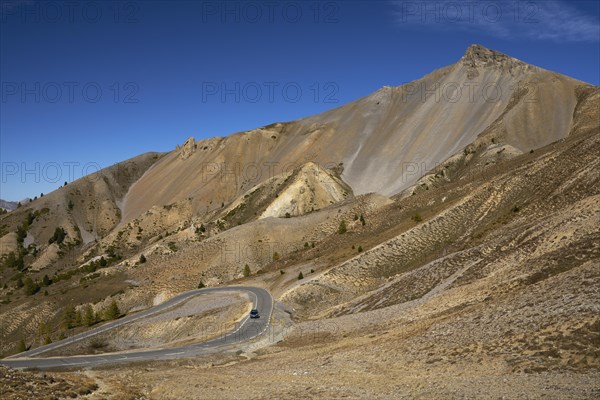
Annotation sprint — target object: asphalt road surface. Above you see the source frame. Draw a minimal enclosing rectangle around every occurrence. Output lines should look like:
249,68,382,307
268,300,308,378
0,286,272,369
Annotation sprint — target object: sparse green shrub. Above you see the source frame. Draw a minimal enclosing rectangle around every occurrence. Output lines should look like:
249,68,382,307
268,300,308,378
273,252,280,261
198,280,205,289
23,277,40,296
338,220,347,234
89,338,107,350
298,272,304,280
310,269,315,273
107,247,116,258
412,213,423,223
360,214,365,226
512,205,520,213
54,268,79,283
304,242,309,248
243,264,251,277
358,246,363,253
17,338,27,353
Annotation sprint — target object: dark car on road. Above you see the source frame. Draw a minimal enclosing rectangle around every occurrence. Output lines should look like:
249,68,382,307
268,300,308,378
250,309,260,318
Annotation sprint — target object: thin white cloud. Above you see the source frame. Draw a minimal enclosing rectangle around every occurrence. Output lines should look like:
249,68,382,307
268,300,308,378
390,0,600,42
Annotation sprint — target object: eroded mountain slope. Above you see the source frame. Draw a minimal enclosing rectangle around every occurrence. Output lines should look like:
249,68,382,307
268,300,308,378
122,45,589,223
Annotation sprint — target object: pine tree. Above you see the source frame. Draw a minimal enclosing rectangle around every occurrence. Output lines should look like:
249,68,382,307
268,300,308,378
4,252,17,269
198,280,205,289
139,254,146,264
24,277,40,295
62,304,77,329
243,264,251,277
83,304,95,326
298,272,304,280
104,299,121,320
48,227,67,245
16,256,25,271
75,309,82,326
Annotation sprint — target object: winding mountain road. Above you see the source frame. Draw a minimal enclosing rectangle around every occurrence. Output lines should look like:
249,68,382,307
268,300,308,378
0,286,273,369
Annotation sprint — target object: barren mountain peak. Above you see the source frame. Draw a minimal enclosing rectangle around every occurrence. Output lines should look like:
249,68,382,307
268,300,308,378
463,43,505,59
461,43,528,71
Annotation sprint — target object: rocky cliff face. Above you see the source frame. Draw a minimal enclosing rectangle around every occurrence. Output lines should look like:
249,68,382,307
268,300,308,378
179,137,197,160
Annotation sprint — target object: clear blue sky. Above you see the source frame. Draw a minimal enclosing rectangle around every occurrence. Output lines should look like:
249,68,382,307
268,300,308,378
1,0,599,200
